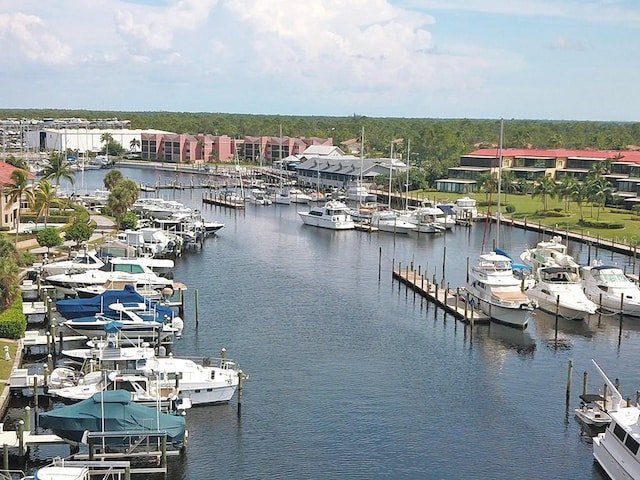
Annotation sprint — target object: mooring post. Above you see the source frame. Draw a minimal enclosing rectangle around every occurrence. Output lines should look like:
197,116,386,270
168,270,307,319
565,360,573,410
619,292,624,342
195,289,199,327
583,371,588,396
442,246,446,286
555,296,560,344
24,406,31,433
378,247,382,281
603,384,609,411
2,444,7,471
178,288,185,318
237,370,244,417
17,420,24,460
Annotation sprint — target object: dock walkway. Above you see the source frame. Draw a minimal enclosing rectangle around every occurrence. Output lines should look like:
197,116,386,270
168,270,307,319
393,266,489,324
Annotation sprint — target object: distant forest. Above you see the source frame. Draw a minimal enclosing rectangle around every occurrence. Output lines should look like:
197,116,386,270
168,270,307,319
3,109,640,181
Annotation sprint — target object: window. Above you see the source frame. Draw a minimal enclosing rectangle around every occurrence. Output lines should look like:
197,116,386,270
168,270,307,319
625,434,640,455
614,423,626,442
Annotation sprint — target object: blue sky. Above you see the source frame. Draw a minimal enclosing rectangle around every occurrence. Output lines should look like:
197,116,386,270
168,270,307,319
0,0,638,121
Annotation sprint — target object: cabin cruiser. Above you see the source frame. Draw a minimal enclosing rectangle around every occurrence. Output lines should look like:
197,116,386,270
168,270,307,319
39,250,105,276
524,266,597,320
288,188,313,204
591,360,640,479
44,257,174,297
371,210,417,234
581,264,640,317
346,183,377,203
452,197,478,224
60,303,183,342
298,200,355,230
397,206,446,234
247,189,273,205
466,252,535,329
520,235,579,270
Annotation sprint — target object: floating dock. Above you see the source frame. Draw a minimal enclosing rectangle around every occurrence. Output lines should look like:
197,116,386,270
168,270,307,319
393,266,489,324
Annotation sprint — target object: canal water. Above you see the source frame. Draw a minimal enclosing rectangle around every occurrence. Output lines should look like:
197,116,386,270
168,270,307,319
15,167,640,479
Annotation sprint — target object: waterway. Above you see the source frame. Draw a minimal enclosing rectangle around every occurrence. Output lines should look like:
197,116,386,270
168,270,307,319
13,167,640,479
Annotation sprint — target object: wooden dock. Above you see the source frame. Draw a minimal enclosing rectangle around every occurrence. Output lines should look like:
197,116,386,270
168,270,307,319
393,267,489,324
202,193,246,209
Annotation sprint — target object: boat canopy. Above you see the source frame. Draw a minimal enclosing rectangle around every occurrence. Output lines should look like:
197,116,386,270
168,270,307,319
39,390,186,444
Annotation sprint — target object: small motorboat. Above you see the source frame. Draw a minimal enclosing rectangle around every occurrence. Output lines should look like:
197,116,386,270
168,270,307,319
575,393,612,427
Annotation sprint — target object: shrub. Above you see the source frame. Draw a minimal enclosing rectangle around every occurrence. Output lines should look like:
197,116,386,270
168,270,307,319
505,204,516,214
0,296,27,339
577,219,625,229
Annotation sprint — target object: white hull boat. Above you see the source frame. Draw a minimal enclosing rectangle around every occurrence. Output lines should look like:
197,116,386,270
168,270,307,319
520,235,579,270
575,394,612,427
525,266,597,320
466,252,534,329
582,264,640,317
298,200,355,230
591,360,640,480
371,211,416,234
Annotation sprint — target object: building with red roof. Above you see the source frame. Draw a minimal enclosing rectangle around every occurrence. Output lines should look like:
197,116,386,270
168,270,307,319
436,148,640,208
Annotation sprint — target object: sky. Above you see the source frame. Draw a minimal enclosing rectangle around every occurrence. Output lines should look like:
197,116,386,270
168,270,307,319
0,0,639,122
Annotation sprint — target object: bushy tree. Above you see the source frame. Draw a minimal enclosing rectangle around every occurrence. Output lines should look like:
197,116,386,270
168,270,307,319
65,222,94,247
107,179,140,230
36,227,63,253
104,170,124,191
121,211,138,230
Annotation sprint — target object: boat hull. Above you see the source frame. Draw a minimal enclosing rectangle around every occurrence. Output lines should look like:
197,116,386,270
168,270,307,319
299,213,355,230
593,434,637,480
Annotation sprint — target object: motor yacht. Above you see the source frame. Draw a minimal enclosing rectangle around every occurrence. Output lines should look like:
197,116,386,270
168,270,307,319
466,252,535,329
298,200,355,230
371,211,417,234
581,264,640,316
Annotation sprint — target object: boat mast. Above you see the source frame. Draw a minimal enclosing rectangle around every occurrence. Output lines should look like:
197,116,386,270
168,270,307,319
388,141,394,209
497,118,504,249
405,139,410,210
360,126,364,205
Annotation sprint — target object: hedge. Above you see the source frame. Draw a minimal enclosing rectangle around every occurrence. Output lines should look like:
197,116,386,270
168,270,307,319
0,296,27,339
578,219,625,229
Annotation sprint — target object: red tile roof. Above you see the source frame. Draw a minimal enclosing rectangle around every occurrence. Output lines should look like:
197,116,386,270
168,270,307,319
468,148,640,163
0,163,34,187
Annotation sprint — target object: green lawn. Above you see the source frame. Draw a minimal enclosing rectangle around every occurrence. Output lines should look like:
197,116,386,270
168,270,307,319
414,190,640,246
0,340,18,385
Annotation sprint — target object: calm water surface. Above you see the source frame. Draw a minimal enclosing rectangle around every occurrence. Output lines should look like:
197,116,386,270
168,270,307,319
24,168,640,479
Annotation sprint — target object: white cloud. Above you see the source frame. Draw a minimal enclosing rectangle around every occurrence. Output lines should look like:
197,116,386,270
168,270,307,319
0,12,73,66
548,36,590,50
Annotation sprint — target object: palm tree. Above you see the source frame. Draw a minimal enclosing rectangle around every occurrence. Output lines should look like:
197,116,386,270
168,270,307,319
556,176,578,212
532,175,556,211
101,132,115,155
572,182,589,220
500,170,516,201
34,179,60,227
587,177,612,220
42,152,75,186
5,169,34,244
129,137,141,152
476,172,498,203
0,256,20,309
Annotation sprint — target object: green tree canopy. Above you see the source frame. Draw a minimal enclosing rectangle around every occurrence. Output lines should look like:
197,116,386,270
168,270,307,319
36,227,63,253
107,179,140,230
104,170,125,191
65,222,94,247
43,152,75,186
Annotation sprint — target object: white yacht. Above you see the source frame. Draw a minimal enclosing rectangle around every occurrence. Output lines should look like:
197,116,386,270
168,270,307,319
40,250,106,276
398,207,446,234
288,188,313,204
346,183,377,203
520,235,579,270
452,196,478,224
592,360,640,480
371,211,417,234
298,200,356,230
582,264,640,317
466,252,535,329
525,265,597,320
44,258,174,297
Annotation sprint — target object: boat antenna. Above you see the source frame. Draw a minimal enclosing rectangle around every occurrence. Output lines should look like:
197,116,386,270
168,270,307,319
591,359,623,412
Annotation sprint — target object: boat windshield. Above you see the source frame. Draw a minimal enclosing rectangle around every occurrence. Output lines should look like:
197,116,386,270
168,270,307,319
593,269,631,284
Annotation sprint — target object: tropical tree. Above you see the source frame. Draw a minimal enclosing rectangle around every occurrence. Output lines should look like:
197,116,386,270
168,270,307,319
0,256,20,309
499,170,516,201
476,172,498,203
532,175,556,211
104,170,124,191
107,179,140,230
129,138,141,152
5,169,34,244
42,152,75,186
572,182,590,220
65,222,94,248
587,177,612,220
33,179,60,227
556,176,578,212
101,132,115,155
36,227,63,254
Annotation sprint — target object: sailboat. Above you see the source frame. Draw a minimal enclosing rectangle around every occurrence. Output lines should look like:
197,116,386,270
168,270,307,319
273,125,291,205
346,128,375,203
465,119,535,329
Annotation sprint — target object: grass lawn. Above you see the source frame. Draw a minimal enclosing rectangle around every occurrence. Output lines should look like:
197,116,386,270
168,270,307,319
414,190,640,246
0,340,18,385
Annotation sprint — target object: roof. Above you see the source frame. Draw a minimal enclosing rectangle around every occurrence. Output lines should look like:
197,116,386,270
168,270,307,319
468,148,640,164
0,163,33,187
301,145,345,156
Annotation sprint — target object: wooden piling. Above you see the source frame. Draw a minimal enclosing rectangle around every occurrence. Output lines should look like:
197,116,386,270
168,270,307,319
237,370,244,417
2,444,7,471
565,360,573,409
195,289,199,327
582,371,588,396
619,292,624,342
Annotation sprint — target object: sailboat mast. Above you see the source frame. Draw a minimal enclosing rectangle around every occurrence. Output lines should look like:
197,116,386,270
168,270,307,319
406,139,410,210
497,118,504,248
360,126,365,204
388,141,394,209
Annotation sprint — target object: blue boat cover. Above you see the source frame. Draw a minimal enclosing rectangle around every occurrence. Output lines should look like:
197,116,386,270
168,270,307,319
39,390,186,444
56,285,173,322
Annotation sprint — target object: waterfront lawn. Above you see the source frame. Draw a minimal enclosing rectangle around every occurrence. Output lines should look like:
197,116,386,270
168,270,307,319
419,190,640,246
0,340,17,385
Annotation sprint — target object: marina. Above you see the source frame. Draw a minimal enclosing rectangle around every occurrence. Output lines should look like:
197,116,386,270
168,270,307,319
6,166,640,478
